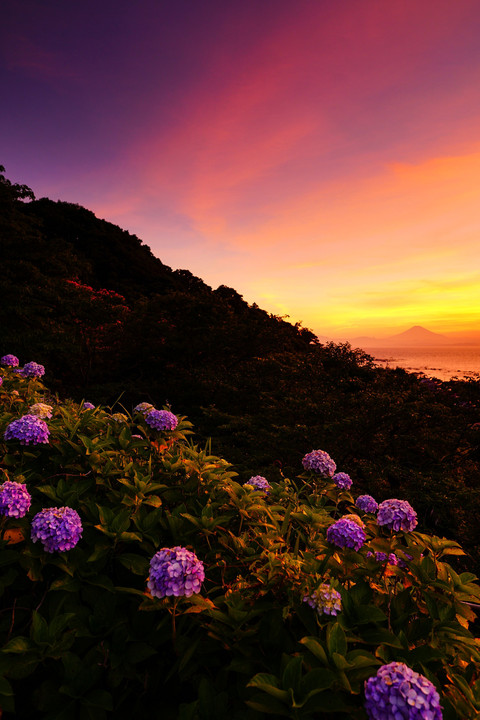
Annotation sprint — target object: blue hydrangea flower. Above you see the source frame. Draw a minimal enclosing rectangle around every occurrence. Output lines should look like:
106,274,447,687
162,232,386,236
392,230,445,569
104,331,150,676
82,401,95,410
364,662,443,720
29,403,53,419
356,494,379,513
302,449,336,477
1,354,19,367
377,499,418,532
145,409,178,431
134,402,155,415
326,517,366,551
333,472,352,490
148,546,205,598
4,414,50,445
244,475,272,493
303,583,342,616
31,507,83,552
0,480,31,518
20,361,45,379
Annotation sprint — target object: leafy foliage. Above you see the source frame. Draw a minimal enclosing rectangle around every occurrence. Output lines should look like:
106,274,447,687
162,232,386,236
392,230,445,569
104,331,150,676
0,368,479,718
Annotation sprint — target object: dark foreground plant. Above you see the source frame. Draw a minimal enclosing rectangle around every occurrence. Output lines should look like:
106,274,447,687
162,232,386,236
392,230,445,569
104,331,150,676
0,363,479,719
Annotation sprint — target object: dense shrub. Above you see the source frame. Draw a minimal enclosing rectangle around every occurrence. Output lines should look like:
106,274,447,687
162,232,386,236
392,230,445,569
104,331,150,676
0,365,479,719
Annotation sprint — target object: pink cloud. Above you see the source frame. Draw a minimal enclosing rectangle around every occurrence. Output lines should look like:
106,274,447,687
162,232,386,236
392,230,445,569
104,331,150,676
126,0,480,247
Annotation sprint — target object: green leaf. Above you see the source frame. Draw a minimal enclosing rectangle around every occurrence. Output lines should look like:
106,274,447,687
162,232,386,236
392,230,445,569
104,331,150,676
247,674,290,703
116,553,149,575
0,675,15,712
299,667,336,696
299,636,329,665
301,689,355,714
0,675,14,697
346,649,381,669
83,688,113,710
118,531,143,542
246,694,291,716
327,622,347,657
2,636,34,653
359,627,404,648
31,611,49,644
49,613,77,639
352,605,388,625
0,549,19,567
118,426,130,449
126,642,157,664
281,655,303,693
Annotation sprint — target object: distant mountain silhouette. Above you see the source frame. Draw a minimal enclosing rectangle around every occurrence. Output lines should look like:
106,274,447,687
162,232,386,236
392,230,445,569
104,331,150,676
353,325,453,347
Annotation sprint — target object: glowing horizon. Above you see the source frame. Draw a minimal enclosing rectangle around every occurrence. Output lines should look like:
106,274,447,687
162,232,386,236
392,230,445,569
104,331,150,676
2,0,480,340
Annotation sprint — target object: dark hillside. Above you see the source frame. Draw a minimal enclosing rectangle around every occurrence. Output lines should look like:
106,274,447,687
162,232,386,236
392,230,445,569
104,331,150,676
2,166,480,571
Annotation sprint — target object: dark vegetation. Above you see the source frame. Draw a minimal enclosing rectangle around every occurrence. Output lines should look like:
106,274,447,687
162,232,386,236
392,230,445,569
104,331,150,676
1,369,479,718
2,165,480,572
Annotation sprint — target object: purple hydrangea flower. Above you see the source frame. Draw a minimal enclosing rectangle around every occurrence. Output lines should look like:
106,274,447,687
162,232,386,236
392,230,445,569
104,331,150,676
20,361,45,379
82,401,95,410
377,499,418,532
4,414,50,445
342,513,365,528
367,551,398,565
1,354,19,367
0,377,3,387
148,546,205,598
397,553,413,570
31,507,83,552
134,402,155,415
145,409,178,432
326,517,366,551
245,475,272,493
302,449,336,477
364,662,443,720
303,584,342,616
111,412,128,423
29,403,53,419
333,472,353,490
0,480,32,518
356,494,379,513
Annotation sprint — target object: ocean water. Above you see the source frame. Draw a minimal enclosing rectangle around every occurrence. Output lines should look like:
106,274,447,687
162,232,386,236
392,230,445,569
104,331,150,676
360,346,480,382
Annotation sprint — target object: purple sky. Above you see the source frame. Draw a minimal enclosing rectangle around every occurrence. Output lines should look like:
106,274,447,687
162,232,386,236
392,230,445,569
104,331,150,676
3,0,480,339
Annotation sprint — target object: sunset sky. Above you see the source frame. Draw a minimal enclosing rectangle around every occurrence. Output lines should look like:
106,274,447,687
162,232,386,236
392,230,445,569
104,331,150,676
2,0,480,340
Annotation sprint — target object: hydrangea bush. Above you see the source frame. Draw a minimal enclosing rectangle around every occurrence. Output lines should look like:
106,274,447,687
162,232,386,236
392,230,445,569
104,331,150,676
145,408,178,431
29,402,53,419
301,449,336,477
332,471,353,489
0,480,31,518
244,475,272,493
4,414,50,445
1,354,19,367
356,494,379,513
0,365,479,718
364,662,443,720
19,361,45,378
148,546,205,598
326,516,367,550
377,498,418,532
303,583,342,616
31,506,83,552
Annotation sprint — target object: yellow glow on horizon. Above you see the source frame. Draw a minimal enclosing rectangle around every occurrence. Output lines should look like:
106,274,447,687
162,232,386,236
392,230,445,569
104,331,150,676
235,149,480,337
